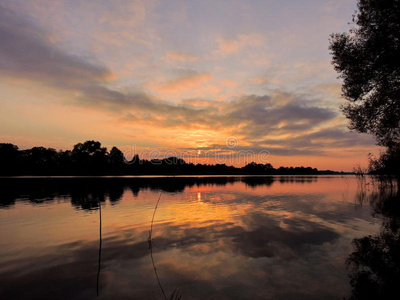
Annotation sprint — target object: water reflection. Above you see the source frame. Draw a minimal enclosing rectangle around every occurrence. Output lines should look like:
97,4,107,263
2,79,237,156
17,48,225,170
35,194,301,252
0,176,318,210
148,191,169,300
97,198,102,297
0,176,390,299
347,180,400,299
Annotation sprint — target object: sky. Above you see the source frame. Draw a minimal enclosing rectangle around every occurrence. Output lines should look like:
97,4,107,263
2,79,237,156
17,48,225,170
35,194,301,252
0,0,380,171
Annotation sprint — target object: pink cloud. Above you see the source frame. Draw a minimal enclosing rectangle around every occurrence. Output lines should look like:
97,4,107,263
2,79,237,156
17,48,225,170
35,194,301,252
216,33,265,56
144,72,221,100
163,51,199,63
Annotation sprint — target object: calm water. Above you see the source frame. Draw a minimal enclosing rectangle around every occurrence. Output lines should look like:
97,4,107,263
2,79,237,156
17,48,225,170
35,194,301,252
0,176,393,299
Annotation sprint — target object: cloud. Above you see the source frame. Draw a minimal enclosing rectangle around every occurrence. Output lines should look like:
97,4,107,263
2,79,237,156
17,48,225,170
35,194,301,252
253,127,376,158
180,99,222,108
109,91,338,139
216,33,265,56
219,79,237,88
217,38,240,53
144,70,223,100
110,91,363,157
265,60,336,89
261,128,376,149
0,5,114,87
226,93,337,137
249,77,267,84
312,83,342,98
152,72,212,94
75,0,158,49
163,51,199,63
297,128,376,148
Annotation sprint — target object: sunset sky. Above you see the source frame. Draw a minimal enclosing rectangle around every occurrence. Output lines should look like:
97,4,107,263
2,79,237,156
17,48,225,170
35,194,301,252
0,0,380,171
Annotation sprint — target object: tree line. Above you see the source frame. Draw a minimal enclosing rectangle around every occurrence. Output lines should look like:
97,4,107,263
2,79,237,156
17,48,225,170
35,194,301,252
0,140,340,176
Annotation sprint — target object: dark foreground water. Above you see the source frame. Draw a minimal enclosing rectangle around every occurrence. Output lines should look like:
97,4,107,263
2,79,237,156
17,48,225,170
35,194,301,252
0,176,398,299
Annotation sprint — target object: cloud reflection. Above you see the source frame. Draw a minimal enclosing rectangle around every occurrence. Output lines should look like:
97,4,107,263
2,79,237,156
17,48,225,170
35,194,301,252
0,176,382,299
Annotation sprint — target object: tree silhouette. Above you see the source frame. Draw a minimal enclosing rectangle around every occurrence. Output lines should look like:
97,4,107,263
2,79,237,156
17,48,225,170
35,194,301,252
369,145,400,180
329,0,400,148
72,141,108,174
72,141,107,158
109,147,124,163
0,143,20,175
0,140,343,175
22,147,58,174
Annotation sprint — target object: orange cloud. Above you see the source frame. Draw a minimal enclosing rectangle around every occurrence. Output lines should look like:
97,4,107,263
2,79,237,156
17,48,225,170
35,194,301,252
216,33,265,55
217,38,240,53
219,79,237,88
249,77,267,84
180,99,222,108
163,51,199,63
312,83,342,98
144,72,223,100
155,73,212,93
